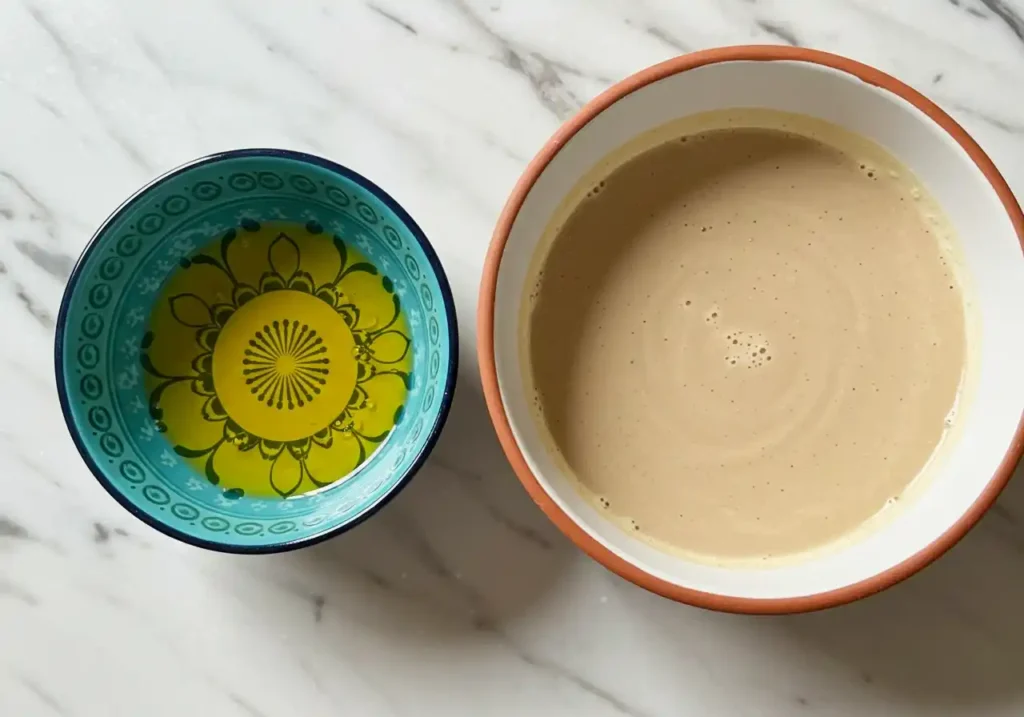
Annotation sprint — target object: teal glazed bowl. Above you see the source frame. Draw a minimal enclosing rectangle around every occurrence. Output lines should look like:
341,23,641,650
56,149,457,552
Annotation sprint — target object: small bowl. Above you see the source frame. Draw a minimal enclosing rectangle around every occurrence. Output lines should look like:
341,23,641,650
479,47,1024,612
57,149,457,552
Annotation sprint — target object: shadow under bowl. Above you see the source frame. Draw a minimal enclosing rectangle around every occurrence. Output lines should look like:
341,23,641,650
56,149,458,552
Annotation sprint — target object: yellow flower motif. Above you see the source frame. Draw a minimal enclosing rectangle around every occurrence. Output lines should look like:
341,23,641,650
141,220,412,499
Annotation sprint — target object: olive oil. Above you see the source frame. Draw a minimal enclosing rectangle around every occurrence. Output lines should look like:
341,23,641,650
141,220,412,499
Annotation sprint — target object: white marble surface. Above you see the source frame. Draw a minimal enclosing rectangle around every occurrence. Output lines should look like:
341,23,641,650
2,0,1024,714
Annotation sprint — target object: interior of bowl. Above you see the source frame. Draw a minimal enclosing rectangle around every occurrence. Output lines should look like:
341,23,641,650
490,53,1024,600
57,150,456,551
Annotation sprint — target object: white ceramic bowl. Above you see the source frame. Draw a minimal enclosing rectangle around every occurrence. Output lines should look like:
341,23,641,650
478,47,1024,613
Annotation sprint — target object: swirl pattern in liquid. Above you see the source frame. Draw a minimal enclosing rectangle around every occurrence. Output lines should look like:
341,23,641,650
527,119,967,563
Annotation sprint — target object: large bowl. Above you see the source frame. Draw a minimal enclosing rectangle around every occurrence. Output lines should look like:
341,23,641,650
479,47,1024,612
57,149,457,552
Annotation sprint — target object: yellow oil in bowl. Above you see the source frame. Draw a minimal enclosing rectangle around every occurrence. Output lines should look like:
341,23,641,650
141,220,412,499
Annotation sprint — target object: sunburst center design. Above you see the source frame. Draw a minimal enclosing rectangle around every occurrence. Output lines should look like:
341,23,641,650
242,320,330,410
209,289,358,444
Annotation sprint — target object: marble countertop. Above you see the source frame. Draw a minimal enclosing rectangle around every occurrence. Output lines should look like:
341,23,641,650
3,0,1024,715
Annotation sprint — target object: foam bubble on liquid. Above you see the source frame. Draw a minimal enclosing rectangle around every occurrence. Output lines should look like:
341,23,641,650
584,179,608,200
704,305,721,325
943,391,961,428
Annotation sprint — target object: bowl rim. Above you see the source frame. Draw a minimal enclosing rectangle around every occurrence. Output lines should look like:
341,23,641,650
477,45,1024,613
55,147,459,554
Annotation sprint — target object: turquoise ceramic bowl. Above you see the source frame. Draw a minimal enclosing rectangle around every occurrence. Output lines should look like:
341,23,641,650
56,149,457,552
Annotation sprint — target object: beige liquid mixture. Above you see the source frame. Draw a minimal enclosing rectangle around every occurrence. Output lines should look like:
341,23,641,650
526,111,968,563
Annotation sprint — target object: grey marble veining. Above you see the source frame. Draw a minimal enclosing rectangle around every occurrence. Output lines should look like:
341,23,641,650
2,0,1024,715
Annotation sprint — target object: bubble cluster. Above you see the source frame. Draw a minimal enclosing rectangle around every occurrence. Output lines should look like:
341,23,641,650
857,162,881,180
703,305,721,325
584,179,608,200
943,404,958,428
723,329,773,368
526,268,547,304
